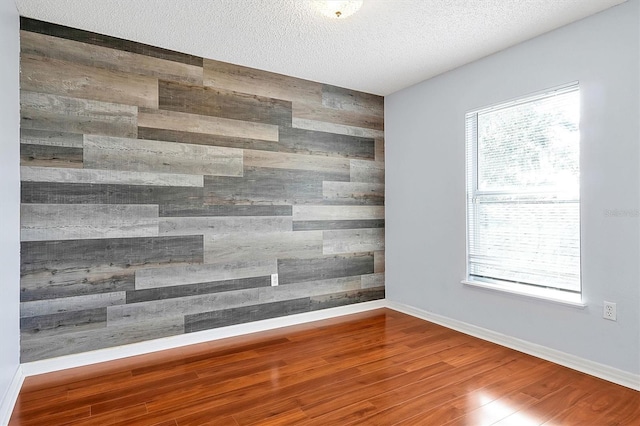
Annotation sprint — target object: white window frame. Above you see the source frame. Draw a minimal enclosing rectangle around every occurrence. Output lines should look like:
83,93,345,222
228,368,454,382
463,83,584,307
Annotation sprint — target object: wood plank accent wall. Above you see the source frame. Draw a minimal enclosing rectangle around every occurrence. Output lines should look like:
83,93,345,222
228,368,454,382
18,18,385,362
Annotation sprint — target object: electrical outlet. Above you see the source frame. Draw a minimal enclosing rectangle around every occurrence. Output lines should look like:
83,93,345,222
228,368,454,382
271,273,279,286
603,301,617,321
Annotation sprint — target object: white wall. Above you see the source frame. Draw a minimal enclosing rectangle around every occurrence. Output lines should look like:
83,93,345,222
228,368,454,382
386,0,639,375
0,0,21,416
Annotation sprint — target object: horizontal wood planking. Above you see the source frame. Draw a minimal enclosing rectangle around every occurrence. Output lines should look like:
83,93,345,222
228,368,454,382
292,205,385,221
21,204,159,241
159,80,292,127
83,135,243,177
362,272,385,289
20,292,126,318
19,18,384,361
323,181,385,205
160,216,292,236
20,30,204,85
375,137,385,162
21,166,204,187
203,231,323,263
20,143,83,168
374,250,385,273
21,90,138,138
20,128,83,148
21,54,159,109
20,17,203,66
20,236,203,301
134,260,278,290
138,107,279,142
322,228,385,255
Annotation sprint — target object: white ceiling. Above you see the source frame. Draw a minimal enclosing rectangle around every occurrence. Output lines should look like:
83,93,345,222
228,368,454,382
15,0,627,96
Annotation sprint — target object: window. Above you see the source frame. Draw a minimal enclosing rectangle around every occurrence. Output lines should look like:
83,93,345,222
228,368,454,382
465,84,581,302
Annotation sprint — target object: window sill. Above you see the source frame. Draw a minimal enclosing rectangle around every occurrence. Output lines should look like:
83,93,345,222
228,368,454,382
462,279,586,308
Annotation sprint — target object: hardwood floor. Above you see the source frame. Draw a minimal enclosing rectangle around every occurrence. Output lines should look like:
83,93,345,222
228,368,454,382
10,309,640,425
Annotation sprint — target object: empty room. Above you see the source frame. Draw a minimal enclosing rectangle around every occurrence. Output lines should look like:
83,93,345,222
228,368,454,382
1,0,639,424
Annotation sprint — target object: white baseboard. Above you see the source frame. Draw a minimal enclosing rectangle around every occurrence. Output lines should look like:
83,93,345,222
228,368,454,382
386,300,640,391
21,300,386,377
0,365,24,426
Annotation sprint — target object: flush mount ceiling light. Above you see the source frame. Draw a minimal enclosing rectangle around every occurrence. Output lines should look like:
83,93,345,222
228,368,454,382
313,0,363,19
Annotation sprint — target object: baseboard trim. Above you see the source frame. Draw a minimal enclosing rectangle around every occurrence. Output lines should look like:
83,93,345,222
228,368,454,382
0,365,24,426
386,300,640,391
21,300,386,377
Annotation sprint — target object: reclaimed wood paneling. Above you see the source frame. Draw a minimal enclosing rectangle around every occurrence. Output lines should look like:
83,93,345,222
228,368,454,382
19,17,384,362
84,135,243,177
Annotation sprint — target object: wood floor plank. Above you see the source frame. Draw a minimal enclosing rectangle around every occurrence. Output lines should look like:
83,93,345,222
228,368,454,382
9,309,640,426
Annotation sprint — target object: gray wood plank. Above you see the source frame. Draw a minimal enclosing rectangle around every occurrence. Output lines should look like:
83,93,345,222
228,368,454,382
351,159,385,183
292,117,384,139
374,250,385,273
323,181,385,205
21,204,159,241
309,287,385,311
160,216,292,236
21,30,203,85
20,128,83,148
84,135,243,177
277,253,374,285
321,84,384,117
278,126,375,160
138,126,283,152
292,219,385,231
204,231,322,263
135,259,277,290
322,228,385,255
21,166,204,187
20,292,126,318
126,276,270,304
20,307,107,337
361,272,385,289
375,137,385,162
21,91,138,138
244,149,349,176
159,205,292,217
20,144,83,168
258,275,362,303
138,108,278,142
293,102,383,131
159,80,292,127
292,206,385,221
20,315,184,362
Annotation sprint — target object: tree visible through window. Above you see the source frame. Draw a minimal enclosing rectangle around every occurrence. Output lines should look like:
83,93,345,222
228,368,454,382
465,84,581,295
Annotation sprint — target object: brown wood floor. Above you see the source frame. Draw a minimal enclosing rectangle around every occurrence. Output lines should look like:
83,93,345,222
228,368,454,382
10,308,640,425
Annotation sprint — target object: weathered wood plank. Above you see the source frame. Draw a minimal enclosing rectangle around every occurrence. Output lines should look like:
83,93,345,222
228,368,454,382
21,54,159,109
351,159,385,183
20,144,83,168
374,250,385,273
21,182,204,205
292,117,384,139
292,206,385,221
160,216,292,236
323,181,384,205
20,307,107,337
20,128,83,148
277,253,374,285
204,231,323,263
20,315,184,362
21,166,204,187
293,103,383,131
309,287,385,310
135,259,277,290
21,30,203,85
83,135,243,177
126,276,270,304
159,80,292,126
21,204,159,241
322,228,385,255
278,126,375,160
138,108,278,142
20,292,126,318
292,219,385,231
159,205,292,217
138,126,282,152
375,137,385,162
321,84,384,117
244,149,349,177
260,275,362,303
21,17,203,66
21,91,138,138
203,59,322,105
361,272,385,289
20,236,203,301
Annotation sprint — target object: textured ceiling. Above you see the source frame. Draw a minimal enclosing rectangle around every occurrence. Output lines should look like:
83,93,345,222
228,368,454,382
15,0,627,95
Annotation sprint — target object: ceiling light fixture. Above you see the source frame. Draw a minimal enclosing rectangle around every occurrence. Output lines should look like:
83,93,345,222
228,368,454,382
313,0,363,19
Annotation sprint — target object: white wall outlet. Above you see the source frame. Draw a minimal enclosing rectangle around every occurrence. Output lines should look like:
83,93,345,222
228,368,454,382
271,273,279,286
603,301,617,321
